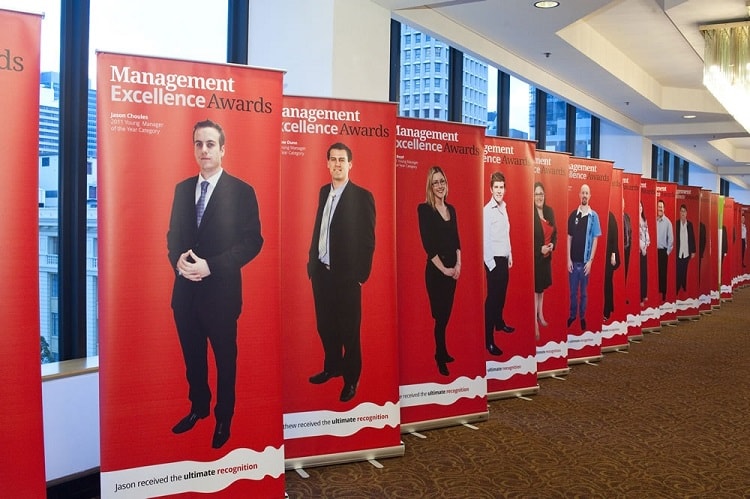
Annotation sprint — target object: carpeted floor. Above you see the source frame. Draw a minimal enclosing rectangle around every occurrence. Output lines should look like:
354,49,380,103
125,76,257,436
285,290,750,498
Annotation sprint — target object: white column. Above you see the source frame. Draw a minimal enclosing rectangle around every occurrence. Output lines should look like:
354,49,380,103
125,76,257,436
248,0,392,101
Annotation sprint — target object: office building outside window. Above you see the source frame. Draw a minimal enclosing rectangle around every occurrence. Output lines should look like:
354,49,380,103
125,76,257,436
398,24,487,124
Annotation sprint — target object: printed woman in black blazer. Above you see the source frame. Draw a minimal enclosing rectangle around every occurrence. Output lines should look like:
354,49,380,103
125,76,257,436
417,166,461,377
533,181,556,340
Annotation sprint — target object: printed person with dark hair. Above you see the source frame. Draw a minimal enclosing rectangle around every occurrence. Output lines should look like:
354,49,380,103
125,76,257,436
603,211,620,321
168,119,263,449
533,181,556,340
742,213,747,268
622,197,632,281
567,184,601,331
639,201,650,307
418,166,461,376
656,199,674,302
698,221,706,286
675,204,696,297
483,171,513,356
307,143,376,403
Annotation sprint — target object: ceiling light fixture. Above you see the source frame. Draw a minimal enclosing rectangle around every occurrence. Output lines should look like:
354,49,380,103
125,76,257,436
700,21,750,133
534,1,559,9
683,114,697,119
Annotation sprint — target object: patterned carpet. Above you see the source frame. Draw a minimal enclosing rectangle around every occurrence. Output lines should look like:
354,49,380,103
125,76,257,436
285,290,750,498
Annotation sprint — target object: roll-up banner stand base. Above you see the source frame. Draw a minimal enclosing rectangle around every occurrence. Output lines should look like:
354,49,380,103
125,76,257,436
601,344,629,353
401,411,489,435
537,368,571,379
678,314,701,320
285,444,405,471
567,355,603,366
487,386,539,401
641,327,662,333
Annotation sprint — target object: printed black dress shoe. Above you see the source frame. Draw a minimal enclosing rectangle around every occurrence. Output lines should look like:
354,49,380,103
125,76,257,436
499,325,515,333
172,412,207,434
486,344,502,356
212,420,231,449
309,370,341,384
339,383,357,402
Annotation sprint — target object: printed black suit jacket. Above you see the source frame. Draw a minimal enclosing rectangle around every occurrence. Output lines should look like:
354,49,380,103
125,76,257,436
167,171,263,318
677,219,696,257
307,181,375,283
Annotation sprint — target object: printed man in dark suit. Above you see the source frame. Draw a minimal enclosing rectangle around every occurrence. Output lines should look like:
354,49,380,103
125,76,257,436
167,119,263,449
307,142,376,403
675,203,696,297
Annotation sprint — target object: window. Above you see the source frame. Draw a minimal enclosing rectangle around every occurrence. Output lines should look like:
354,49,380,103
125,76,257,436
415,64,421,75
433,109,441,119
415,33,421,43
574,109,592,157
415,79,421,91
415,48,421,59
545,93,566,152
7,0,64,362
0,0,246,364
435,62,442,74
85,0,228,358
434,93,441,103
461,54,489,127
404,65,410,76
48,236,59,256
414,94,420,105
435,46,442,58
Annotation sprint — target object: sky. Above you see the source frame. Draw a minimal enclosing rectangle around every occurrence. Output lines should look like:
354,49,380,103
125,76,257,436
1,0,226,86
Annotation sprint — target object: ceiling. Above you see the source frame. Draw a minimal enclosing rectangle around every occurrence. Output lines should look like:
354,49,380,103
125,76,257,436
373,0,750,188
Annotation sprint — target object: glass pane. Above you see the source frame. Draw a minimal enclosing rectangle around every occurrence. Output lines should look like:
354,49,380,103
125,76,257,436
399,23,449,119
462,54,488,126
0,0,62,363
545,93,566,152
574,108,591,157
486,66,498,135
509,75,532,140
87,0,228,357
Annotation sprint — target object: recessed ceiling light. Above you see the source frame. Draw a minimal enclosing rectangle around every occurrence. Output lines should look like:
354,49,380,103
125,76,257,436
534,1,560,8
683,114,696,119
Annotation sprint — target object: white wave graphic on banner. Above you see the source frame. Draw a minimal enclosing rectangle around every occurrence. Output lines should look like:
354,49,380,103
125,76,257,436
485,355,536,381
399,376,486,408
601,320,627,339
100,446,283,498
627,312,642,327
721,284,732,294
699,293,712,306
566,330,601,351
659,301,677,317
283,401,399,440
675,298,699,311
640,306,659,322
535,341,567,363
